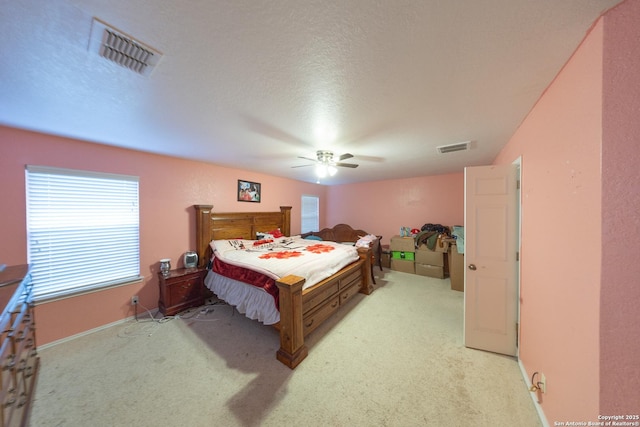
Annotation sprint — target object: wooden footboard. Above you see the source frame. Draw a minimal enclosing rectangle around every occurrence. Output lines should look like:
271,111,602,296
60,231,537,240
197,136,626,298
275,247,372,369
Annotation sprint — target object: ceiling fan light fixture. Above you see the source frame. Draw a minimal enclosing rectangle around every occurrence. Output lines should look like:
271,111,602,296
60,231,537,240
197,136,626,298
315,163,337,178
316,164,328,178
293,150,355,178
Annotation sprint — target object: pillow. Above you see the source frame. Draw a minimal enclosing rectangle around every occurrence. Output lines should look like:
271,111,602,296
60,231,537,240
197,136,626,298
304,235,323,241
268,228,284,238
257,228,283,240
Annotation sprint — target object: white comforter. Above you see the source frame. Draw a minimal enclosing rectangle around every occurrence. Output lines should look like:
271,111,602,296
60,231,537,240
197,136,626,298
210,235,360,290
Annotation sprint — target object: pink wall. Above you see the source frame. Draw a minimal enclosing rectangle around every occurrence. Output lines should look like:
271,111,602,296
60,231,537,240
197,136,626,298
1,125,462,346
494,17,604,423
495,1,640,420
0,126,325,344
326,174,464,246
600,0,640,414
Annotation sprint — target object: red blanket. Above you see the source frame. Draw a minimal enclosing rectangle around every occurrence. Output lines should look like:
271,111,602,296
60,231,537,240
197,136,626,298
212,256,279,309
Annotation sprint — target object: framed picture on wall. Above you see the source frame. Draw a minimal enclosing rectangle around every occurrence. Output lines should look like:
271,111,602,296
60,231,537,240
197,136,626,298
237,180,261,202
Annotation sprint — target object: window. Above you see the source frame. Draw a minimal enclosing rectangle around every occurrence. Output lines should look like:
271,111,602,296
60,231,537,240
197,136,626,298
26,166,141,301
301,195,319,233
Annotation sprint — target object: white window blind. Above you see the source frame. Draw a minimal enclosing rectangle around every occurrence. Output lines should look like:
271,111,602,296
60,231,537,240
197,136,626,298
26,165,140,301
301,195,319,233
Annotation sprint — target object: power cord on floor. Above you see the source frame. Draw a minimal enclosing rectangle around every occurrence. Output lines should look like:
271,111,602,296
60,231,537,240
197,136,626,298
134,301,174,324
121,299,231,339
176,300,229,322
119,300,175,338
118,320,160,338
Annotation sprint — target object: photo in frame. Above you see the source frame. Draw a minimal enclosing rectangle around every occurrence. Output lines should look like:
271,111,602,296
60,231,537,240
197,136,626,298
237,180,261,202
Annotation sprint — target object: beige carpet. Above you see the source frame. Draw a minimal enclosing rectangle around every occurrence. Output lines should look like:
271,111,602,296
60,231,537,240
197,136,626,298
31,269,542,427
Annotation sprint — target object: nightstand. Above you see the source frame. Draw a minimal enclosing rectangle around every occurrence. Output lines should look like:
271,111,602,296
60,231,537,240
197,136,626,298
157,267,207,316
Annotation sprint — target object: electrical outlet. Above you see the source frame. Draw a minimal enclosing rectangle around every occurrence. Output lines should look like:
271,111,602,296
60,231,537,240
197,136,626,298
131,296,139,305
539,373,546,393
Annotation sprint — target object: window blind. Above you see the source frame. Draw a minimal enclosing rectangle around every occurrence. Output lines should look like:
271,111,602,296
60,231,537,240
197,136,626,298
25,165,140,301
301,195,319,233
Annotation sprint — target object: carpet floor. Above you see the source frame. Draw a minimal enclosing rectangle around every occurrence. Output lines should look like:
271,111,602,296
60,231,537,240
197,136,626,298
31,269,542,427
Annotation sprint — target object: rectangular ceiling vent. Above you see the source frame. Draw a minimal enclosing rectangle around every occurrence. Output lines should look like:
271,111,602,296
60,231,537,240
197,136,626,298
88,18,162,77
437,141,471,154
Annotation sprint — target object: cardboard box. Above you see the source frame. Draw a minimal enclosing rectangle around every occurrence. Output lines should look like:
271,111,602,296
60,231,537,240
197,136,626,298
391,258,415,274
448,243,464,291
415,263,445,279
415,246,445,266
391,251,415,261
390,235,415,252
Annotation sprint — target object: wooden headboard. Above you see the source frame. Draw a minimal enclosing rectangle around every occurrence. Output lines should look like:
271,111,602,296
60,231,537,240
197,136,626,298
194,205,292,268
301,224,371,243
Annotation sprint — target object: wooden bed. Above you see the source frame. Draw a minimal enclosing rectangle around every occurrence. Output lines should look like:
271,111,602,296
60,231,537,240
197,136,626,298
194,205,373,369
302,223,383,283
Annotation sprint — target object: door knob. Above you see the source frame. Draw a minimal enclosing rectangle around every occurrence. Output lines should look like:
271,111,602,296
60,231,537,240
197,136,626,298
468,264,477,270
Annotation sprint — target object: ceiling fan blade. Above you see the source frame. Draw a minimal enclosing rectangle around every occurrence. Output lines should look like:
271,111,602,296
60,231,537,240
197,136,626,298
338,153,354,161
297,156,318,162
291,164,314,168
335,162,359,168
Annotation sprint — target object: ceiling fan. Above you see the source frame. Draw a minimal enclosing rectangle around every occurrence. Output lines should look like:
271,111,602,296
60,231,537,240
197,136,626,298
292,150,359,177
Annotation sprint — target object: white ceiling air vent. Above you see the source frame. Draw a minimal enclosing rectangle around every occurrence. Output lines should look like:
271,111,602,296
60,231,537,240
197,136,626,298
437,141,471,154
88,18,162,77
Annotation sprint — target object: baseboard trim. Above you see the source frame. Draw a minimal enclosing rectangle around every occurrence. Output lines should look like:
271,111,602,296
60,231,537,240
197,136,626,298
38,309,160,351
518,359,550,427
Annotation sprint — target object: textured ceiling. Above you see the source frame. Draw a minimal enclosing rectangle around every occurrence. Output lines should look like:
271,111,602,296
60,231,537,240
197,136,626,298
0,0,622,184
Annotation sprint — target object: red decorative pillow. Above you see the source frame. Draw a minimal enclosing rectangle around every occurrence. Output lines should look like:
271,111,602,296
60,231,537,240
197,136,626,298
268,228,284,238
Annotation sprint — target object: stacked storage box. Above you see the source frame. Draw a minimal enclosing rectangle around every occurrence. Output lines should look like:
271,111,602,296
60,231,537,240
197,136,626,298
415,244,447,278
448,241,464,291
390,235,415,274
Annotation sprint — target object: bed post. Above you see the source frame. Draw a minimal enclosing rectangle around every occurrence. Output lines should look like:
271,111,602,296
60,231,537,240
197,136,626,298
279,206,292,236
275,275,308,369
357,248,374,295
194,205,213,268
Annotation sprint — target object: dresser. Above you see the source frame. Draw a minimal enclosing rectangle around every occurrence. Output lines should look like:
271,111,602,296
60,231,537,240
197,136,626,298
157,267,207,316
0,265,39,427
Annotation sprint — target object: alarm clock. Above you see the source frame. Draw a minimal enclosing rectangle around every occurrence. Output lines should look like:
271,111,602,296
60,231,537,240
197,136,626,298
183,251,198,268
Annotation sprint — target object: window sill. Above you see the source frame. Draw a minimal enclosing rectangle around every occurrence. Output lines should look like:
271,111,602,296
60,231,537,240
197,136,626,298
33,275,145,305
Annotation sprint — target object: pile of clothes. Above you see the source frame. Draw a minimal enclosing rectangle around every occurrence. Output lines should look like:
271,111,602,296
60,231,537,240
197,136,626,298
355,234,379,249
414,223,451,251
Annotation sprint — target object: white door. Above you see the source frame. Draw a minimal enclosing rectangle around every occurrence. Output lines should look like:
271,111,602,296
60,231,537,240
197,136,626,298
464,164,518,356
